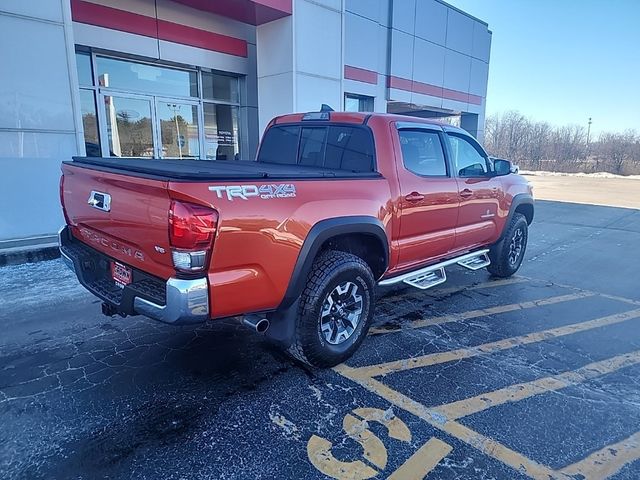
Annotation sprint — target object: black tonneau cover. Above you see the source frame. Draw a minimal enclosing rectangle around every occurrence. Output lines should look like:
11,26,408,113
68,157,381,182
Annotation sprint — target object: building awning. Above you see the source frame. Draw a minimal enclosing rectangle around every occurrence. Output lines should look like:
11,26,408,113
173,0,292,25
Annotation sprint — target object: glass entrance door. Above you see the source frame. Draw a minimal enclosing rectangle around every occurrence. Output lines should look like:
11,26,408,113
102,94,155,157
99,93,202,159
156,100,200,159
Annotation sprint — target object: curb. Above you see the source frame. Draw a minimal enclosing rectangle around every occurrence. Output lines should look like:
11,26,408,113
0,246,61,268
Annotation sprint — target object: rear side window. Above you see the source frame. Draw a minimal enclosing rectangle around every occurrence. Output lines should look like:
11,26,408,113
258,124,375,172
399,130,447,176
258,126,300,164
325,126,375,172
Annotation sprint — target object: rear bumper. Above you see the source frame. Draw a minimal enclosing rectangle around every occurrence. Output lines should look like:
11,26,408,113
58,226,209,325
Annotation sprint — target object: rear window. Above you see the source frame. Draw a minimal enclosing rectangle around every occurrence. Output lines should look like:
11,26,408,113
257,126,300,164
257,124,375,172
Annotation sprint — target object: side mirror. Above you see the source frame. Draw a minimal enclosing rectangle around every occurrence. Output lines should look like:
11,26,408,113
493,158,516,176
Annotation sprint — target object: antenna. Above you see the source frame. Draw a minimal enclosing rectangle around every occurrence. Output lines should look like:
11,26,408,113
320,104,334,112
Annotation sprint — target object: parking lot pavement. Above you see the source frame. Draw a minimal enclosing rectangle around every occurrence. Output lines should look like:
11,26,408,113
2,199,640,480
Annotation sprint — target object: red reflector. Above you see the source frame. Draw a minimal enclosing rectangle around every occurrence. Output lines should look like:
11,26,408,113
169,201,218,250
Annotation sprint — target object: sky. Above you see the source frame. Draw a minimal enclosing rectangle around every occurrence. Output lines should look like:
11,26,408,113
445,0,640,135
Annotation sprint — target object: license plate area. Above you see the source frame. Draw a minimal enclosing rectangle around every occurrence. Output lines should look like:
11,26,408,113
111,261,132,288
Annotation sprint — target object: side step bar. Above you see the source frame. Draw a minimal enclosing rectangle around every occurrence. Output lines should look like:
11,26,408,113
378,249,490,290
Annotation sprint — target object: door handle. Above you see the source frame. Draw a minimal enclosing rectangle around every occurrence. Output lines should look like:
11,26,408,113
460,188,473,198
404,192,425,202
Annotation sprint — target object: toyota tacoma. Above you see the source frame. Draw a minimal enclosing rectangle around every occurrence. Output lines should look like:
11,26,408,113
59,110,534,367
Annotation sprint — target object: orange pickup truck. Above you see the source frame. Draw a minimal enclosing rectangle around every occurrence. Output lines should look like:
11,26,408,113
59,109,533,367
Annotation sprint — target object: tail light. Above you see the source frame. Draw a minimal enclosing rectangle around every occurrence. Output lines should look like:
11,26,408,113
169,200,218,272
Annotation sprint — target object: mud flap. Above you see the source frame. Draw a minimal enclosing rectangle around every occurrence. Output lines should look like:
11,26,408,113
265,298,300,348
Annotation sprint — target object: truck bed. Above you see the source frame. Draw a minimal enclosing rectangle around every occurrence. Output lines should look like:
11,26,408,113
67,157,381,182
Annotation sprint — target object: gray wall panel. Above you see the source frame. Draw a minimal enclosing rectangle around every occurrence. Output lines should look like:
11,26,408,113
412,38,445,87
445,8,474,56
414,0,447,45
443,49,472,93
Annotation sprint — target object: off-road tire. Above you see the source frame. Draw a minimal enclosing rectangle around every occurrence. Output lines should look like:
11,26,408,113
487,213,528,278
287,250,375,368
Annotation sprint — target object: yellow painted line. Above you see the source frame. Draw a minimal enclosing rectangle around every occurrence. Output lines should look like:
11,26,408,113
434,350,640,420
370,291,594,335
336,366,568,480
387,438,452,480
349,308,640,379
559,430,640,479
519,275,640,307
379,277,528,304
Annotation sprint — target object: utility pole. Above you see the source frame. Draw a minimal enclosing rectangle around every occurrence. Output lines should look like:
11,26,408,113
586,117,592,155
167,103,183,158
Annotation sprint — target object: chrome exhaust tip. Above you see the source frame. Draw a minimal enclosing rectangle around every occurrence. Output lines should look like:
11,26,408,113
242,315,270,334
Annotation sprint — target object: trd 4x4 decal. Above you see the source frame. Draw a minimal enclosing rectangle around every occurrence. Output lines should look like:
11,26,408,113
209,184,296,201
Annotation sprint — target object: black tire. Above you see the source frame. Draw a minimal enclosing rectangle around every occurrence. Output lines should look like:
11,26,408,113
487,213,528,278
287,250,375,368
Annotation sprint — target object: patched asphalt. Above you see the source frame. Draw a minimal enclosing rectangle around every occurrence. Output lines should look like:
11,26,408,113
1,200,640,479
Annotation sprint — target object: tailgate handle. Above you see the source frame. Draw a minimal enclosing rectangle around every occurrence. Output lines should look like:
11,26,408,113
88,191,111,212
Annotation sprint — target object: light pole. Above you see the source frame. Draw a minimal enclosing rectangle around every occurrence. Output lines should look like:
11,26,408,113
586,117,592,156
167,103,183,158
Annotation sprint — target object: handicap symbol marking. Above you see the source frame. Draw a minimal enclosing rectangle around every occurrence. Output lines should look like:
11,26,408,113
307,407,452,480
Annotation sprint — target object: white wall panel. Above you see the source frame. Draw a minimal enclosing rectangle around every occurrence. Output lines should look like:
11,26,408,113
469,58,489,96
472,22,492,62
346,0,388,25
412,38,445,87
389,29,414,79
0,0,63,22
345,12,380,72
443,49,471,93
295,0,342,79
414,0,447,45
445,8,474,56
0,15,75,131
296,74,342,113
73,22,160,59
391,0,415,34
257,16,293,79
158,41,250,74
0,133,76,240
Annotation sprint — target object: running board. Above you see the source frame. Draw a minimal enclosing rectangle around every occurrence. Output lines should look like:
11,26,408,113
378,249,490,290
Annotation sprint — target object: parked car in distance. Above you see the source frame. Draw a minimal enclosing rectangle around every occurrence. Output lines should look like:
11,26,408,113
59,109,534,367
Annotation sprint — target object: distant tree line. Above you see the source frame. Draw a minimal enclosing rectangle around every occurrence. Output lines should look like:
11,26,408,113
484,111,640,175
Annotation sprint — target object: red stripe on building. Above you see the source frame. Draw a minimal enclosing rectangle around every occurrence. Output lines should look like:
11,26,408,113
388,75,483,106
71,0,247,57
71,0,158,37
344,65,378,85
157,20,247,57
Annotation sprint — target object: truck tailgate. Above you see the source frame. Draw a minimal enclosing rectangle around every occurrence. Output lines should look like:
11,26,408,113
61,163,175,279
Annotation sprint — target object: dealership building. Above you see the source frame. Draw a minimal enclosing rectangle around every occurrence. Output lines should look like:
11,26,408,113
0,0,491,251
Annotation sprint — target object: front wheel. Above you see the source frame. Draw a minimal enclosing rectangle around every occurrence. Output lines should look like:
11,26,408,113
288,250,375,368
487,213,528,278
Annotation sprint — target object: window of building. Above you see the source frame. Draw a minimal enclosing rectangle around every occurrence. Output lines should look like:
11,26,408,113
344,94,374,112
96,57,198,97
77,51,243,160
79,90,100,156
399,130,447,176
257,125,375,172
202,72,239,103
446,133,490,177
204,104,239,160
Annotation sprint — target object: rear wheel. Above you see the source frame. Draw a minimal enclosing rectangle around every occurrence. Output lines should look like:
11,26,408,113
288,250,375,368
487,213,528,278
